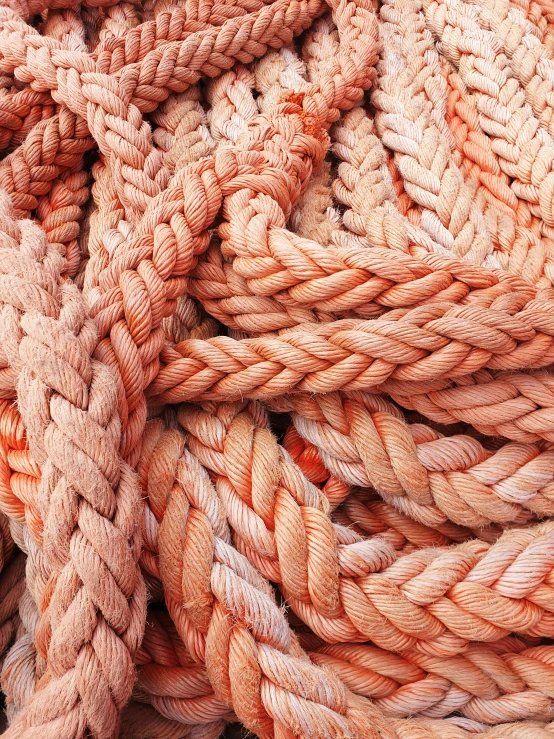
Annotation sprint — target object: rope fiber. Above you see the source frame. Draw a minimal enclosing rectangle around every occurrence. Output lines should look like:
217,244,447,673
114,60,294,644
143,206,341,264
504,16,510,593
0,0,553,735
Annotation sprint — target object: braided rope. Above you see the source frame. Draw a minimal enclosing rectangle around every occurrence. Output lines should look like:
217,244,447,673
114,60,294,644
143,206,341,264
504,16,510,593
276,390,554,526
157,439,554,738
179,402,554,654
0,0,552,734
374,0,493,264
308,639,554,723
135,609,232,727
0,194,146,737
423,0,554,225
0,0,339,465
147,292,554,403
284,425,506,544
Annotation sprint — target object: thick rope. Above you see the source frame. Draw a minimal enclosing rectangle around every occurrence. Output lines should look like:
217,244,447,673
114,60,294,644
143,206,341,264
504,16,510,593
0,0,553,735
0,194,146,738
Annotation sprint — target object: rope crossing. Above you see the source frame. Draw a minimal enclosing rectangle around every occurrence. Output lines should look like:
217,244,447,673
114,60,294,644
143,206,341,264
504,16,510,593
0,0,552,736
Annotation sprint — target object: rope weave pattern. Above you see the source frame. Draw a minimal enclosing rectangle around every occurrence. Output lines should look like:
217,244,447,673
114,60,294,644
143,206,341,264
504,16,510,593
0,0,553,736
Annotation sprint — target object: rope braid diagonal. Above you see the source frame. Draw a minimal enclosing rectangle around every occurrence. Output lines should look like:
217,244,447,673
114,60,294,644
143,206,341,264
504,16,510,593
0,0,553,735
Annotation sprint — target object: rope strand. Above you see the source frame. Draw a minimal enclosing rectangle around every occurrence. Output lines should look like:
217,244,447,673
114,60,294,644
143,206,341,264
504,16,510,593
0,0,552,734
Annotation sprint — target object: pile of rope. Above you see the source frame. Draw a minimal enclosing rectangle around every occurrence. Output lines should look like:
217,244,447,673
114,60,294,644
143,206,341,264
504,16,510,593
0,0,554,734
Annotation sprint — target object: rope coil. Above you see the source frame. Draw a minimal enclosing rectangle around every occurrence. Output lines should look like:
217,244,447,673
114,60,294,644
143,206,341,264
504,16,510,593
0,0,552,735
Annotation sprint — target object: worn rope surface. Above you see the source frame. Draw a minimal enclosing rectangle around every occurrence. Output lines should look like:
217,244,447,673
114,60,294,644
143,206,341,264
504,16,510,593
0,0,552,735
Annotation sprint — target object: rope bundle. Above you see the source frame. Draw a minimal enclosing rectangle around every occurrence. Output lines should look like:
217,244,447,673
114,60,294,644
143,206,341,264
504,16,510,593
0,0,552,736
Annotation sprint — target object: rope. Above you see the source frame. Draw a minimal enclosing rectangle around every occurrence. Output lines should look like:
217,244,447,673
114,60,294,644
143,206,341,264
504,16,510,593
0,0,553,734
0,194,146,737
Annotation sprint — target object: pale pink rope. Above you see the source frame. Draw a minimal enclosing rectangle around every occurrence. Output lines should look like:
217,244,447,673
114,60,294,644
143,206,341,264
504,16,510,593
0,192,146,738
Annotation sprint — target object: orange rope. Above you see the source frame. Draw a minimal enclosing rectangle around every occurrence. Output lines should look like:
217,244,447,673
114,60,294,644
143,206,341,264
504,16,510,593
0,0,553,735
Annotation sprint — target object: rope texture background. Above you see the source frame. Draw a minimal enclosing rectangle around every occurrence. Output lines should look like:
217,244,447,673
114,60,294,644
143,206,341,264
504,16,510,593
0,0,552,735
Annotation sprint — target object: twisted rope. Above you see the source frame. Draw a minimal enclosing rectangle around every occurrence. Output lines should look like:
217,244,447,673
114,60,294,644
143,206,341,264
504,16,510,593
0,0,552,734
